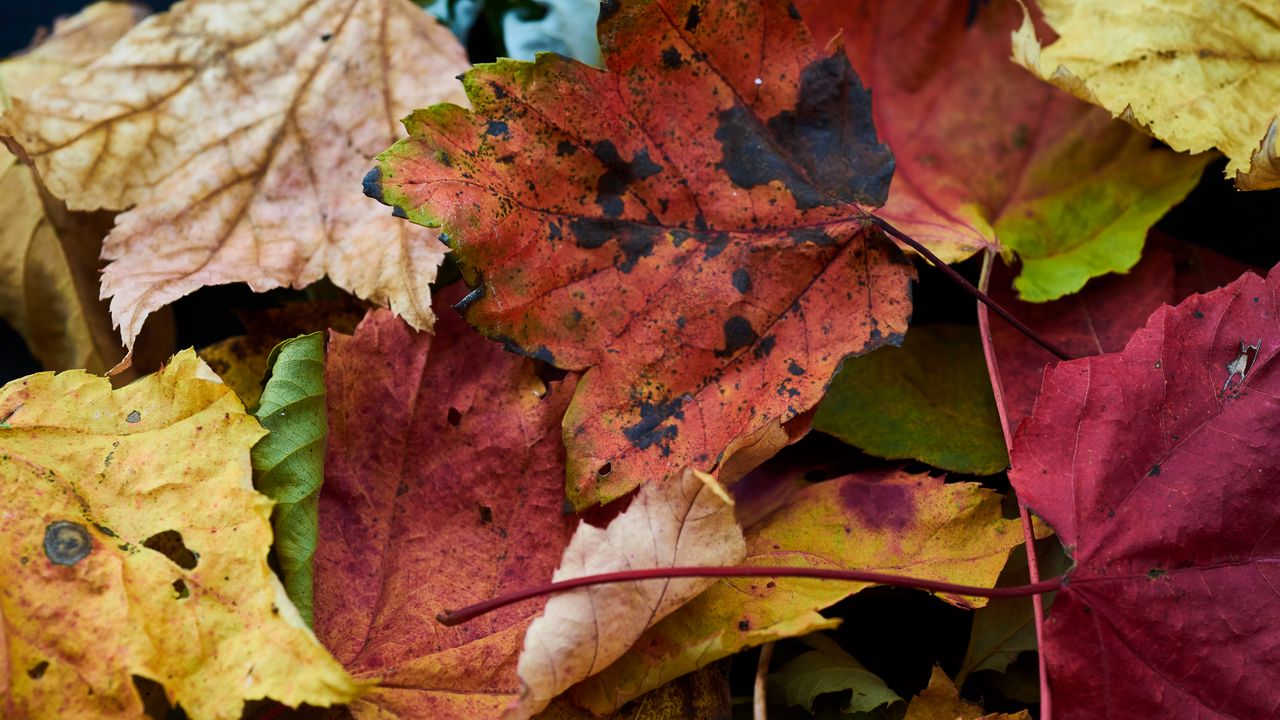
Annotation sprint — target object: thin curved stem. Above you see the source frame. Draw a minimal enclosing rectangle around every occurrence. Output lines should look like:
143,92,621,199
868,216,1072,361
437,566,1064,625
978,250,1051,720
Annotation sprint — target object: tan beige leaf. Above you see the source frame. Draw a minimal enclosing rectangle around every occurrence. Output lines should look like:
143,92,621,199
904,667,1029,720
1012,0,1280,189
1,0,469,360
508,468,746,720
0,2,174,378
0,350,359,719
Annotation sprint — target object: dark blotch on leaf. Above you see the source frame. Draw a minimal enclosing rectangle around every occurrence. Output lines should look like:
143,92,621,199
714,53,894,209
731,268,752,294
126,410,141,423
485,120,510,138
624,396,688,451
591,141,662,218
391,206,408,219
447,407,462,427
44,521,92,566
1193,310,1205,319
754,335,777,359
839,477,913,531
27,661,48,680
661,46,685,69
556,140,577,157
172,578,189,599
1148,464,1161,477
788,362,806,376
319,33,332,42
478,505,493,523
143,530,198,570
714,316,758,358
361,166,383,202
684,3,701,31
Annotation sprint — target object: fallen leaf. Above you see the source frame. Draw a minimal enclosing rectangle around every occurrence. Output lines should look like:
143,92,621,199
0,2,174,378
534,665,731,720
0,350,357,720
813,324,1007,474
312,290,579,719
1013,0,1280,190
570,469,1027,714
797,0,1208,300
1,0,469,362
510,466,746,719
768,633,901,715
251,333,326,626
985,233,1254,431
904,667,1029,720
369,0,914,507
1010,262,1280,718
956,539,1068,687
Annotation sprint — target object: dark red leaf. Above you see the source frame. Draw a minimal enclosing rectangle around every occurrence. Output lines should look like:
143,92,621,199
1009,262,1280,718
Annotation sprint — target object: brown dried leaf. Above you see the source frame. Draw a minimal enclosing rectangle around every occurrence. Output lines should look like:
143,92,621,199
1,0,469,363
509,468,746,719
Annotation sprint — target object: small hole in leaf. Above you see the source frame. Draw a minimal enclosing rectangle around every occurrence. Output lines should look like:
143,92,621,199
597,462,612,477
172,579,189,599
447,407,462,427
27,661,48,680
478,505,493,523
132,675,176,719
143,530,198,570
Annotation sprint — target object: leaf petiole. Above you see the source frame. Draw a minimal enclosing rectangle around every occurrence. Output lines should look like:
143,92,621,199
437,566,1064,626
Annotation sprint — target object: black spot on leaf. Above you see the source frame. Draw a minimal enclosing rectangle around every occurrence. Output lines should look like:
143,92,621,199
592,141,663,218
624,396,688,451
731,268,752,294
715,316,758,358
661,46,685,69
485,120,510,138
44,521,91,566
684,3,701,31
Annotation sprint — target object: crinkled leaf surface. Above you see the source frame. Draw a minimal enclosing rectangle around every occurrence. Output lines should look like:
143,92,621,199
813,324,1007,474
904,667,1028,720
370,0,915,507
312,291,579,720
1,0,469,360
0,350,357,720
534,665,731,720
510,467,744,719
1010,262,1280,718
251,333,326,626
797,0,1207,300
570,469,1026,714
768,633,901,715
1013,0,1280,190
986,234,1253,431
0,2,174,377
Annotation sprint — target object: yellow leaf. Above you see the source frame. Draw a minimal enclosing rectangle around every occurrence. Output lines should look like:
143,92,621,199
0,350,359,719
904,667,1029,720
509,467,746,719
0,2,173,378
1012,0,1280,189
1,0,470,362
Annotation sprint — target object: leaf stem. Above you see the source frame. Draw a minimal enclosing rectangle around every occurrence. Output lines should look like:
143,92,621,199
436,566,1064,625
868,216,1072,361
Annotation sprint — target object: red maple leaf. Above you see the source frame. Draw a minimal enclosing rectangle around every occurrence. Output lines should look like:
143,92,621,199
1010,262,1280,718
366,0,914,507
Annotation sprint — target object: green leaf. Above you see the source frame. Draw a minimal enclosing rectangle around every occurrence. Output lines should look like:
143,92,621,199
251,332,327,627
956,538,1070,686
770,634,902,715
813,325,1007,474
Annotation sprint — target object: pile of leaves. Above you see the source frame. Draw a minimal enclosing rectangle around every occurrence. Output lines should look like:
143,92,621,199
1,0,1277,718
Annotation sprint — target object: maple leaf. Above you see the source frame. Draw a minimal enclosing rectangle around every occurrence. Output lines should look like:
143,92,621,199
985,233,1253,431
1013,0,1280,190
904,667,1029,720
368,0,915,507
312,293,580,719
1010,262,1280,717
0,2,175,378
509,466,745,719
251,333,327,626
0,0,469,365
0,350,357,720
569,469,1027,714
797,0,1208,301
813,324,1007,474
534,666,731,720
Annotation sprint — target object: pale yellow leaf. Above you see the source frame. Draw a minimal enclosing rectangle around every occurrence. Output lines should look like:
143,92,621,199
1,0,469,360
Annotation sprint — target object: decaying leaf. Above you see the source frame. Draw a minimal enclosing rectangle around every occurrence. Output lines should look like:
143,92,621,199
534,665,731,720
798,0,1207,300
813,324,1007,474
570,470,1027,714
251,333,326,626
0,2,174,377
312,292,579,719
0,350,357,720
903,667,1029,720
1013,0,1280,190
768,633,902,716
370,0,914,507
510,467,746,719
1,0,470,363
1010,262,1280,718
